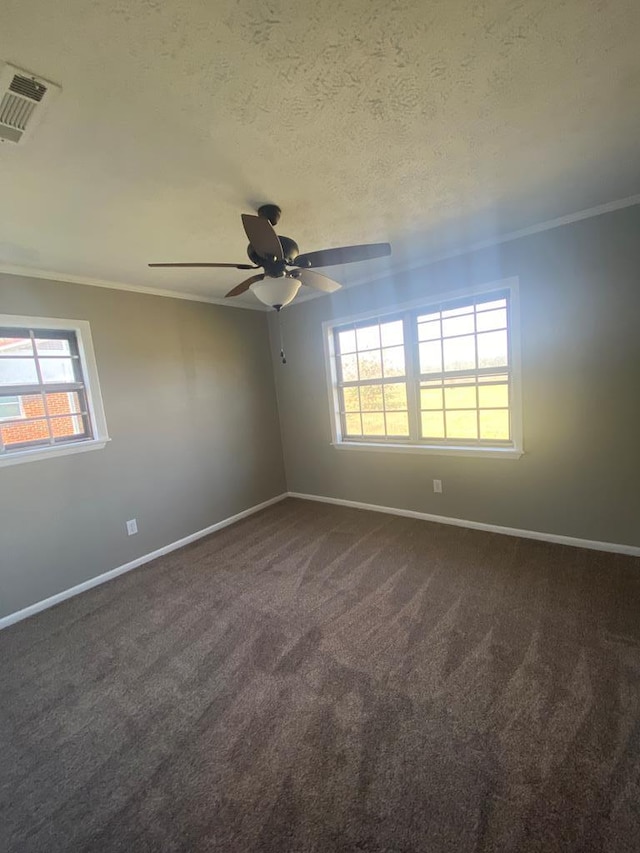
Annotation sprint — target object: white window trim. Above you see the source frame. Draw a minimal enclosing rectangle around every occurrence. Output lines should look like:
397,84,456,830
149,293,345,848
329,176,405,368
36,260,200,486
322,277,524,459
0,314,110,467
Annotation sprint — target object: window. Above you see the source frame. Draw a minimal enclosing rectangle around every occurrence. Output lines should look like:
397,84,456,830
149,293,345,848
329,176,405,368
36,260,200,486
324,279,522,458
0,316,109,466
0,394,22,420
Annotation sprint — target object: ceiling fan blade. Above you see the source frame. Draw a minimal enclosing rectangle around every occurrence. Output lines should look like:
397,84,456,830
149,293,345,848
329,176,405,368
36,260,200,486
292,269,342,293
225,274,264,298
149,262,257,269
295,242,391,269
241,214,283,261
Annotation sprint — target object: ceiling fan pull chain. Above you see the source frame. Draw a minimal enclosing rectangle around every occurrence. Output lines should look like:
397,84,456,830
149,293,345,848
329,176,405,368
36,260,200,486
277,310,287,365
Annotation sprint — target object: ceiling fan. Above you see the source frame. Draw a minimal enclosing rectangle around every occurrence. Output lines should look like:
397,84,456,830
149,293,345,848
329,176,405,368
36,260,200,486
149,204,391,310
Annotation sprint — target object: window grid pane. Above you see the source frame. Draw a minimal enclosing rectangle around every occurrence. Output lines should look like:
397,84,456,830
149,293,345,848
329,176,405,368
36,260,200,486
416,294,510,444
0,394,22,420
340,378,410,437
0,328,93,455
333,291,513,447
336,317,409,440
420,378,511,443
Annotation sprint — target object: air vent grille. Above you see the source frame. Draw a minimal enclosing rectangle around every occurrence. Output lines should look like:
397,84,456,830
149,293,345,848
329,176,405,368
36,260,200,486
0,92,37,130
0,62,60,144
9,74,47,102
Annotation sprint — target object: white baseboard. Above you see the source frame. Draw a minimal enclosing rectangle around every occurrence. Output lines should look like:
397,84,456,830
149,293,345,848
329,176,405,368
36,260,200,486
3,489,637,631
0,493,288,631
288,492,640,557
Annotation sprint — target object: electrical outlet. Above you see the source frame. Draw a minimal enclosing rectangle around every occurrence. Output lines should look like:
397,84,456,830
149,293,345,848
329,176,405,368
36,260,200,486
433,479,443,494
126,519,138,536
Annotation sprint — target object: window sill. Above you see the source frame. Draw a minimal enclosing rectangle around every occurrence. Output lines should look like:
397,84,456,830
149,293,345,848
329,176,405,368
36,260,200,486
331,441,523,459
0,437,110,468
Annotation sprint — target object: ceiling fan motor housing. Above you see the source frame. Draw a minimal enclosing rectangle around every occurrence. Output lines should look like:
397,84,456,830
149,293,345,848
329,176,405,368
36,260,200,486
247,235,299,275
149,203,390,306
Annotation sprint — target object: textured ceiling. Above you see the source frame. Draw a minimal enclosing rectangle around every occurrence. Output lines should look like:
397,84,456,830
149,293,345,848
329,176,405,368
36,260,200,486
1,0,639,308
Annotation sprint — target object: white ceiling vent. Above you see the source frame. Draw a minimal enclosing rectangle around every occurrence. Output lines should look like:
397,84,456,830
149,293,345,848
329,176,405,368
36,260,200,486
0,63,61,144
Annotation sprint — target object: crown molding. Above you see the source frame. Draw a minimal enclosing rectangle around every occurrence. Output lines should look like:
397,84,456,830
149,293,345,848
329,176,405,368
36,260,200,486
1,194,638,308
338,193,640,292
0,264,266,310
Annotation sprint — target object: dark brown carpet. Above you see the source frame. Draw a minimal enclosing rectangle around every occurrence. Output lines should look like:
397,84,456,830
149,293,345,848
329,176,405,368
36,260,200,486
2,498,640,852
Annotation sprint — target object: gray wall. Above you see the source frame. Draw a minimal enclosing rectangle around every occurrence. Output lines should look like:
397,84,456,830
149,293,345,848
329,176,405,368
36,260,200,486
269,205,640,548
0,275,286,618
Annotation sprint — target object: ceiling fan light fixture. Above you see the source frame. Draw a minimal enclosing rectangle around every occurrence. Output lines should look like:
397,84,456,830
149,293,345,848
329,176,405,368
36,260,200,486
149,205,391,307
251,276,301,310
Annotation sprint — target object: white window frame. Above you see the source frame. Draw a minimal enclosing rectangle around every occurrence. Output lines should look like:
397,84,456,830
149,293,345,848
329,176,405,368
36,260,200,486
0,314,110,467
323,277,523,459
